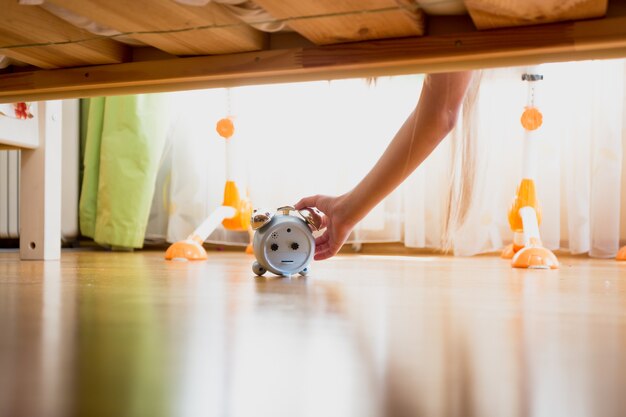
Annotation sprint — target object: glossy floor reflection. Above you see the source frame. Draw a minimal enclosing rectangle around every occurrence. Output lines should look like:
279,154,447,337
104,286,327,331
1,250,625,417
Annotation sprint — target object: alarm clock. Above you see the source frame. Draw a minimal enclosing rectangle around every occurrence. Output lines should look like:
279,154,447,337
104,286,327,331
250,206,322,277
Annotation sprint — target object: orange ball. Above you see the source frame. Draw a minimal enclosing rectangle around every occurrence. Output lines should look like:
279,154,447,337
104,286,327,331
216,117,235,139
521,107,543,131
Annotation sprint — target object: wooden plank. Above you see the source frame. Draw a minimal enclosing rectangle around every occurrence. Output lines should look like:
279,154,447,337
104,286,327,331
20,101,62,260
47,0,265,55
464,0,608,30
252,0,425,44
1,14,626,103
2,250,626,416
0,0,128,69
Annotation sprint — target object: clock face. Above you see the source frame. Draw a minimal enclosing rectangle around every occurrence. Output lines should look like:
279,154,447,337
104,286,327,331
255,216,314,276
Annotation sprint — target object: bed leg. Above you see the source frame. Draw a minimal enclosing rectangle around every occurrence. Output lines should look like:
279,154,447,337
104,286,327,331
19,101,62,260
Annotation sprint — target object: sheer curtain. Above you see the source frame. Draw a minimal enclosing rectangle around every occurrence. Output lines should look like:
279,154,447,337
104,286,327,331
145,77,421,246
146,59,626,257
437,60,626,257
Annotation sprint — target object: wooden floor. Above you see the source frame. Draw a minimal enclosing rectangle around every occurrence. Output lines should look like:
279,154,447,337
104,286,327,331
1,249,625,417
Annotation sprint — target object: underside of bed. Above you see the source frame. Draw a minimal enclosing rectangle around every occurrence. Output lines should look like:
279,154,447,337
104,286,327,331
1,0,626,102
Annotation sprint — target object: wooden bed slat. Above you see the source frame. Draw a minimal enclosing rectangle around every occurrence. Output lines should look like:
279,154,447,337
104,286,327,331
47,0,265,55
251,0,425,45
1,13,626,103
0,0,128,69
464,0,608,30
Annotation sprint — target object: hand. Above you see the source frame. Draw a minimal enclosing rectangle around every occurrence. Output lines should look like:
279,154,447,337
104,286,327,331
295,194,356,260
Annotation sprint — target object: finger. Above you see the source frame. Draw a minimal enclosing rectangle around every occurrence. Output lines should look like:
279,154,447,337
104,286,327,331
294,195,319,210
315,241,329,254
314,241,341,260
320,215,329,229
309,215,329,233
314,248,333,260
315,244,340,260
296,195,333,215
314,233,329,247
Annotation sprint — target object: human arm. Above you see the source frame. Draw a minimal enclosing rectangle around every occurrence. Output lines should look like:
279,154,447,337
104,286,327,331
295,71,474,260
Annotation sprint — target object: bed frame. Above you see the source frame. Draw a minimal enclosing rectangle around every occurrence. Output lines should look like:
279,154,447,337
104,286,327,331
0,101,61,260
1,0,625,259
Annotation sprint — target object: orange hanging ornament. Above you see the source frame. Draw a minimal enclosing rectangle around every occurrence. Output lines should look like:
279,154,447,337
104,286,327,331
520,106,543,131
216,117,235,139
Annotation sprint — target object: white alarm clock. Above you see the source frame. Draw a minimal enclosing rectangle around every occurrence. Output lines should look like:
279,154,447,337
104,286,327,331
250,206,322,277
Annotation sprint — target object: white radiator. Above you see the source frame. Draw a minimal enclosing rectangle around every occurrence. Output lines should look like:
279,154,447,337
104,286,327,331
0,100,79,242
0,149,19,238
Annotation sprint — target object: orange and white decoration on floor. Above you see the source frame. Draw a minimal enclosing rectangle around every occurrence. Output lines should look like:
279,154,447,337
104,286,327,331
501,69,559,269
216,116,253,250
165,115,253,261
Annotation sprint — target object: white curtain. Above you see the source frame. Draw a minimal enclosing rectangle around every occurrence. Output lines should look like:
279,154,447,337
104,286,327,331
145,77,421,246
146,58,626,257
438,60,625,257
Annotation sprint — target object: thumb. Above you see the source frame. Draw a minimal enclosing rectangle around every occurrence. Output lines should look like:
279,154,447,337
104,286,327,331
295,195,322,210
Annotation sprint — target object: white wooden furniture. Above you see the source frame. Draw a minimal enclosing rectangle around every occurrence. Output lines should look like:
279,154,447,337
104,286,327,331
0,101,62,260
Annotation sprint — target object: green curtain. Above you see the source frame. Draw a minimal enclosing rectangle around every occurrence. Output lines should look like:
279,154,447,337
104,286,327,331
79,95,168,249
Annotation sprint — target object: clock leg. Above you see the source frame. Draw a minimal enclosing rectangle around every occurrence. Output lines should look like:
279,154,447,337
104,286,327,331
252,261,266,276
